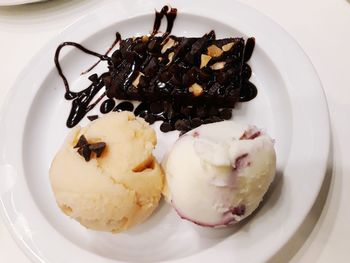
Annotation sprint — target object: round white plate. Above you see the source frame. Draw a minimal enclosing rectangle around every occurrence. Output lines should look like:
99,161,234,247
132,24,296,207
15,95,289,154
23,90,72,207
0,0,330,262
0,0,43,6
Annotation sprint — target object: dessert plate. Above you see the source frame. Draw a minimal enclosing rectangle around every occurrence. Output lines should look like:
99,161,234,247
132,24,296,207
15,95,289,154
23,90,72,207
0,0,330,262
0,0,44,6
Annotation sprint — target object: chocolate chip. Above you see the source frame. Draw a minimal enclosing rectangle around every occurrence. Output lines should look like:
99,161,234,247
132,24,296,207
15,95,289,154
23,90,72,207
242,64,252,80
159,71,172,82
150,102,164,114
134,102,150,116
243,37,255,62
78,145,91,161
144,113,156,124
114,101,134,112
208,106,219,117
203,118,213,124
74,135,88,148
100,99,116,114
88,74,99,83
138,76,149,89
147,38,159,52
240,81,258,102
208,83,221,95
196,106,208,119
182,70,196,86
169,75,182,86
212,116,223,122
174,119,191,131
190,118,202,128
164,104,176,120
160,122,174,132
144,57,158,76
89,142,106,157
111,49,122,65
87,115,99,121
127,85,140,97
219,108,232,120
133,42,147,57
75,135,106,161
139,111,147,119
180,106,193,117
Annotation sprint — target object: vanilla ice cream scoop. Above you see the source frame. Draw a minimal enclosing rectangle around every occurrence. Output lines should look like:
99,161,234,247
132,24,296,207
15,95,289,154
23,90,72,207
162,121,276,227
49,112,164,233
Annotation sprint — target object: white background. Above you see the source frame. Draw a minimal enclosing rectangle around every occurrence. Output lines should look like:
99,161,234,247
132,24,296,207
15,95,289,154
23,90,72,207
0,0,349,262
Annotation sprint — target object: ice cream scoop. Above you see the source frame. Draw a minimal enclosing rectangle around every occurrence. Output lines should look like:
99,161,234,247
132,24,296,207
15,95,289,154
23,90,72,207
162,121,276,227
49,112,164,233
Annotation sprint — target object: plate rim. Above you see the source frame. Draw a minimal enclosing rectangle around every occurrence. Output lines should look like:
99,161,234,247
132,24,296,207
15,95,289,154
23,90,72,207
0,0,330,262
0,0,43,6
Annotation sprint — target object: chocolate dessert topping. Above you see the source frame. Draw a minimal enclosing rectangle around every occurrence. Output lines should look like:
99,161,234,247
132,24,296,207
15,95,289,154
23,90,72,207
152,6,177,37
160,122,174,132
74,134,88,149
55,6,257,132
87,115,99,121
74,135,106,162
114,101,134,112
100,98,116,114
88,142,106,158
78,145,92,162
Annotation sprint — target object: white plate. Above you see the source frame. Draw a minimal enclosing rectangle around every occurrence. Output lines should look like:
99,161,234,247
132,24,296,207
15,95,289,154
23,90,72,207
0,0,330,262
0,0,43,6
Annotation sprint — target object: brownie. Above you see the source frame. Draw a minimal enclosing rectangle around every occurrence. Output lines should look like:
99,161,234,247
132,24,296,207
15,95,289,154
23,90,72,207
55,5,257,131
103,31,250,108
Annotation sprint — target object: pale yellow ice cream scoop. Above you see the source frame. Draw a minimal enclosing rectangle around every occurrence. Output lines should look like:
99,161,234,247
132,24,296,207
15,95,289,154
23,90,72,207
49,111,164,233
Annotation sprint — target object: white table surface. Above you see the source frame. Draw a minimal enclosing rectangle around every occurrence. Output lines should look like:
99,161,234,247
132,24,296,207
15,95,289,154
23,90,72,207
0,0,349,262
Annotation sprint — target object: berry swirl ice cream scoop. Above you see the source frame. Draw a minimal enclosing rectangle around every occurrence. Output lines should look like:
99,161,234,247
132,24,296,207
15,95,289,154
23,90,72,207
162,121,276,227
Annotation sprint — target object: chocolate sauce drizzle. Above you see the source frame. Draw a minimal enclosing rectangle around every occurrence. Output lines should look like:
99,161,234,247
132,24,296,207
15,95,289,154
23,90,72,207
152,6,177,37
240,37,257,102
81,32,121,75
54,6,257,129
54,41,115,127
65,77,106,128
54,42,111,99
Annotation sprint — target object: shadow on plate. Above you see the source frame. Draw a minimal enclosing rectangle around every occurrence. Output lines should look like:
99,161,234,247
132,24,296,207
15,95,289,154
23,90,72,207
268,136,334,262
85,169,284,263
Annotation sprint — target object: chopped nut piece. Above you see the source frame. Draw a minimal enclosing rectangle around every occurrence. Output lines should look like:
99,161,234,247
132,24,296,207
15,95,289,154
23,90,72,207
200,54,212,69
141,35,149,43
210,61,226,70
167,52,175,65
132,156,155,172
222,42,235,52
161,38,176,54
132,72,145,87
189,83,203,97
207,45,223,57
